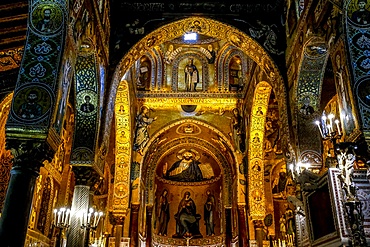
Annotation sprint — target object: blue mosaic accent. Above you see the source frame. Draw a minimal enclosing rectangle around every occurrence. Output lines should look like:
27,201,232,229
346,1,370,130
71,53,100,165
6,1,67,137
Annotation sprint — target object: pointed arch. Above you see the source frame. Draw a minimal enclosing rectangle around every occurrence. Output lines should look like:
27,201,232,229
106,17,290,153
105,16,290,218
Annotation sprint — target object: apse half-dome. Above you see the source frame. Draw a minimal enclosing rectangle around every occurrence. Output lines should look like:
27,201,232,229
156,146,221,185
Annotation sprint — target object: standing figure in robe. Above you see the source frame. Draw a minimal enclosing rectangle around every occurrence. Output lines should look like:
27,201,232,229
133,106,157,155
184,59,199,92
156,189,170,236
204,189,216,236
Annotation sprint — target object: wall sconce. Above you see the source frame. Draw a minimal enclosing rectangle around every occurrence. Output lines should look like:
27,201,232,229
315,112,342,143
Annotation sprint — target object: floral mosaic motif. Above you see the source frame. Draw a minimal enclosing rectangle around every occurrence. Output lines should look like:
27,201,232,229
356,34,370,49
6,1,67,132
34,42,53,55
360,57,370,69
29,63,47,78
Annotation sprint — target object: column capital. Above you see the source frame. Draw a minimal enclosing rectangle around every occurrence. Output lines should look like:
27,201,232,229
237,204,246,211
6,139,53,172
72,166,101,187
253,219,264,229
108,211,126,225
131,203,140,212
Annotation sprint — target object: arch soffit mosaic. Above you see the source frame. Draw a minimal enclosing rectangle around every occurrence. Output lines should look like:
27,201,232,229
107,17,290,149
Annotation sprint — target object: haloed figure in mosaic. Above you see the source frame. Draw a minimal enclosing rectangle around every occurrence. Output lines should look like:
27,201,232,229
80,95,95,113
165,150,203,182
229,108,244,152
156,189,170,236
352,0,370,25
184,58,199,92
204,189,216,236
37,8,56,33
133,106,157,155
174,191,202,238
18,90,42,119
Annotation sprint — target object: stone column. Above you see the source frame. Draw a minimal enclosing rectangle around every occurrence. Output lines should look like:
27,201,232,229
67,166,100,247
129,204,140,247
237,205,248,247
0,140,52,247
67,185,90,247
253,220,264,247
145,205,153,247
108,213,125,247
225,208,232,247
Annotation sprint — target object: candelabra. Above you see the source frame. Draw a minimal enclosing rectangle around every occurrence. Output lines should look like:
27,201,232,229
316,112,366,246
315,112,342,144
53,207,71,247
79,208,104,247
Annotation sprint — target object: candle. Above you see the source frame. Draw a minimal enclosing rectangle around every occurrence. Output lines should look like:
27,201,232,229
315,121,323,137
328,113,334,132
53,209,57,225
66,209,70,226
335,119,341,135
93,212,98,227
60,208,65,224
97,212,103,228
57,211,62,225
88,212,92,225
327,124,332,134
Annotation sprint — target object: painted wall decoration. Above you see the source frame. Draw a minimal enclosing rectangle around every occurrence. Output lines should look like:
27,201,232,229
346,0,370,131
71,53,100,165
0,48,24,72
249,21,284,56
6,0,67,139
